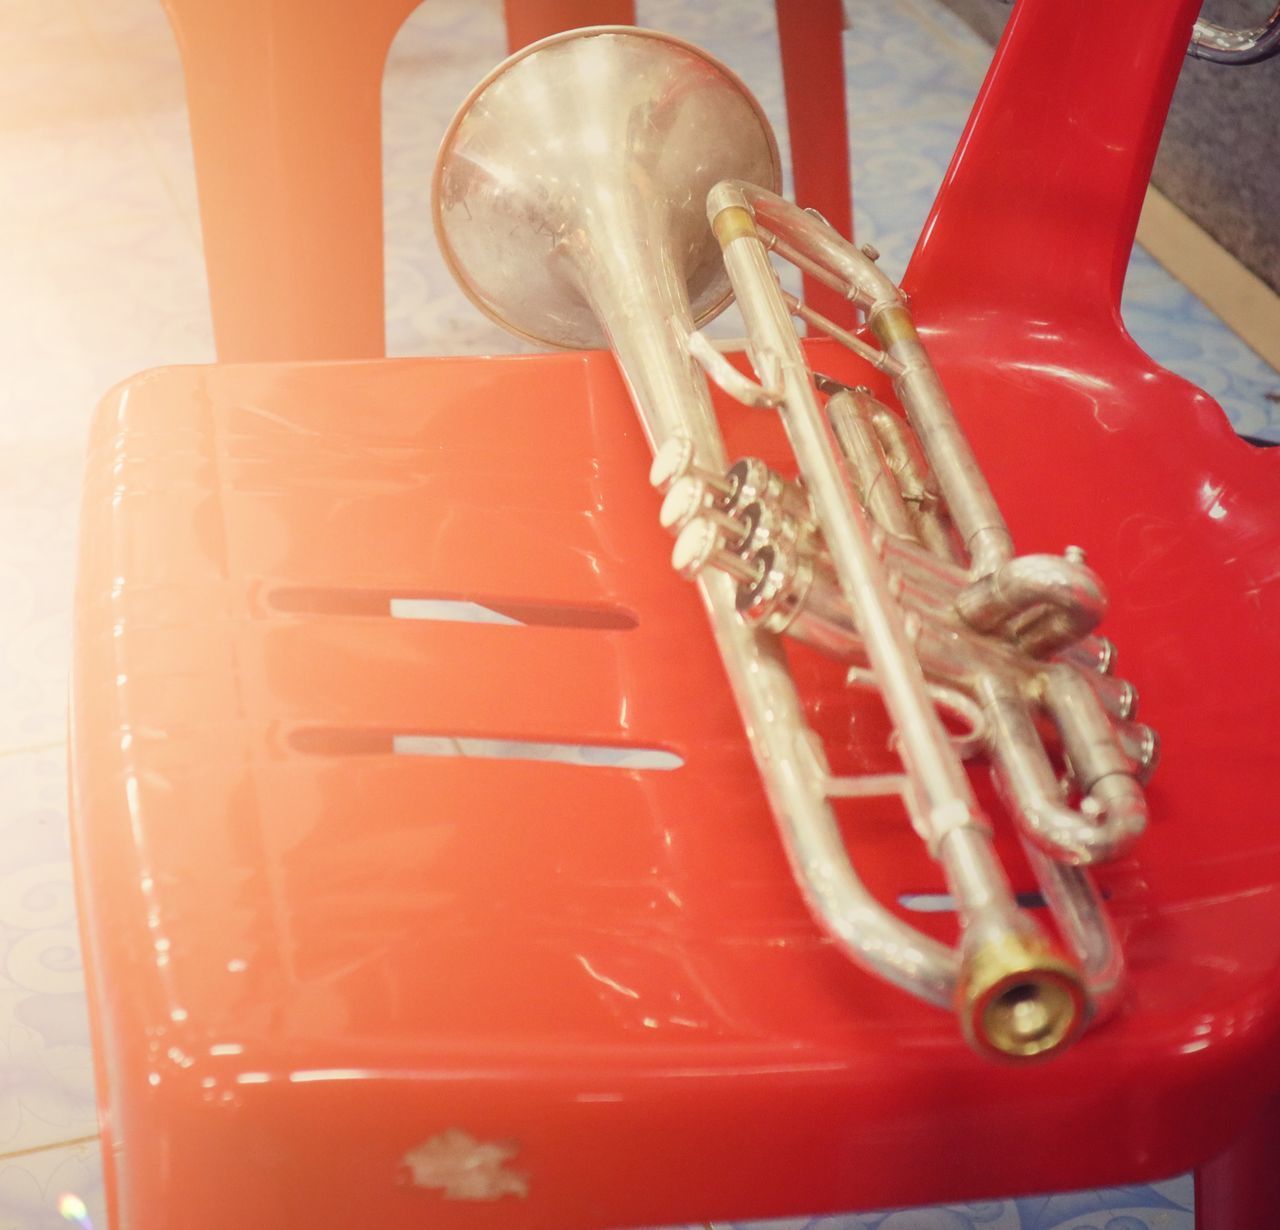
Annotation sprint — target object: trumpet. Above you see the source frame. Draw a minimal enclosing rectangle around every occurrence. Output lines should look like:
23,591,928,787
433,25,1155,1060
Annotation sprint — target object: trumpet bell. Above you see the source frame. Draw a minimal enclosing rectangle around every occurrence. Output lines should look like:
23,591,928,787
433,27,781,350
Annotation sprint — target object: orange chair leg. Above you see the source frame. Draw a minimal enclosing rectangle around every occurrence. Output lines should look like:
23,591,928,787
162,0,420,363
503,0,637,53
775,0,853,326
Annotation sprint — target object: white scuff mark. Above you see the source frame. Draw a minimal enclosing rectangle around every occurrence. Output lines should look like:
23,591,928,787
402,1128,529,1201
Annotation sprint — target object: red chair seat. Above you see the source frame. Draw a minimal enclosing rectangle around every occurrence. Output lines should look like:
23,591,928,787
71,334,1280,1228
71,0,1280,1225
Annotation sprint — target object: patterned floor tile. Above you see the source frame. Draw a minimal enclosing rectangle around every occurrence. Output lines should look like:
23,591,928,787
71,0,203,229
0,211,211,447
0,750,98,1157
0,1137,104,1230
645,1172,1195,1229
0,446,81,750
0,109,177,238
1124,247,1280,440
841,1,992,119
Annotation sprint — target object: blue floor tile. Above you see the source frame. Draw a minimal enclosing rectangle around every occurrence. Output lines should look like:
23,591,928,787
0,1138,105,1230
0,750,97,1157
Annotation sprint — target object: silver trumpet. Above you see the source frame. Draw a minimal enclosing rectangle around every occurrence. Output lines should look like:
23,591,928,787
433,26,1156,1060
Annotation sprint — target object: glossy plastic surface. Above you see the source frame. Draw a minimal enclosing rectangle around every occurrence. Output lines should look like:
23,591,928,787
71,0,1280,1226
71,342,1280,1230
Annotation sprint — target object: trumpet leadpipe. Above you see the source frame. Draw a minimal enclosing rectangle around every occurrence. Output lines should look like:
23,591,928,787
1018,840,1125,1026
711,184,985,837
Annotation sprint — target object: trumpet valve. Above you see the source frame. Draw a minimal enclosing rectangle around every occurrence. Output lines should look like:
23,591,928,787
727,457,811,521
1099,675,1138,721
1117,721,1160,782
734,544,806,627
1058,635,1117,676
671,518,762,585
649,435,734,497
660,476,747,539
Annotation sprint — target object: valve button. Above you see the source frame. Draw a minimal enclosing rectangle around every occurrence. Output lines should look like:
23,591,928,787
650,436,695,490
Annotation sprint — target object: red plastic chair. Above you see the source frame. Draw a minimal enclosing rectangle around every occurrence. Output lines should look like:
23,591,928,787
72,0,1280,1226
160,0,851,361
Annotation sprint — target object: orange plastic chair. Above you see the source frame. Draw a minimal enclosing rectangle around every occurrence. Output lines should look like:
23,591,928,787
75,2,1280,1227
160,0,851,361
72,3,1280,1227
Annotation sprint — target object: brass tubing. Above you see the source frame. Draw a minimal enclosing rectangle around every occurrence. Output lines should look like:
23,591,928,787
782,291,903,376
865,396,959,563
741,556,1148,869
761,225,855,300
434,29,1149,1060
724,181,1017,577
1076,669,1137,721
827,388,920,542
1116,719,1160,782
1018,840,1125,1026
954,554,1108,654
431,27,984,1013
709,181,1085,1058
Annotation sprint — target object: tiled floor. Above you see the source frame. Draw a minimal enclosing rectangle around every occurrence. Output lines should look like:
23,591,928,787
4,0,1276,1226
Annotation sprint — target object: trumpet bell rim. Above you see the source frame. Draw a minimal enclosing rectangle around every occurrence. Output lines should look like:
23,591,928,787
431,25,783,351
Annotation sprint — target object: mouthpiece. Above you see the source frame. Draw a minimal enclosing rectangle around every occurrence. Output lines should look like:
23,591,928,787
960,934,1087,1061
